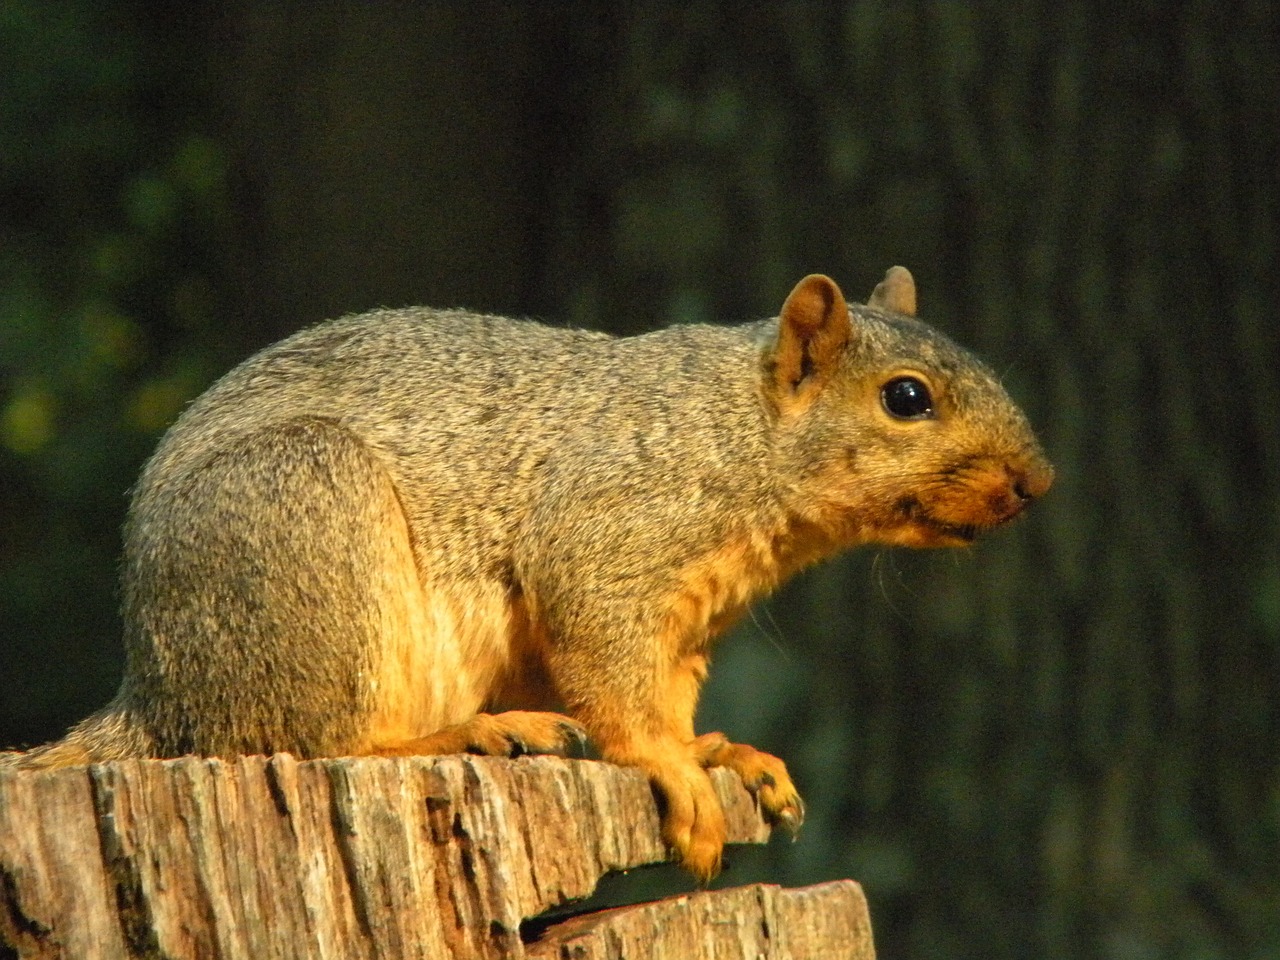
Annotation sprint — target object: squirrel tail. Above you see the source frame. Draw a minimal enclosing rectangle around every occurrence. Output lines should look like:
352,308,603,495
0,703,154,770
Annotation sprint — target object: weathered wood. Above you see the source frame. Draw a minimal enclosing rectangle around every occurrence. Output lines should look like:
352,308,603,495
0,755,875,959
525,881,875,960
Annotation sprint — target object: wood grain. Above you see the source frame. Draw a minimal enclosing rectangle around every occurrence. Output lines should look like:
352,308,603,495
0,755,873,959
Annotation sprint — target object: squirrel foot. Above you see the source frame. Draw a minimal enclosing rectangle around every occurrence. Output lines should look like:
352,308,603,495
370,711,588,759
649,758,728,884
691,732,806,836
599,738,729,884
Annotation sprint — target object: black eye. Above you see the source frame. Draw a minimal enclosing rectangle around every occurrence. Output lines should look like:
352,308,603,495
881,376,934,419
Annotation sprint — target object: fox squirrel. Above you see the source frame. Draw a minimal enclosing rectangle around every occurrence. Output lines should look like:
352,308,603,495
5,268,1051,881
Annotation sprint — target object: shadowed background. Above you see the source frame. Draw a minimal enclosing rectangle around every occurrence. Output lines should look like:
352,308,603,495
2,4,1277,958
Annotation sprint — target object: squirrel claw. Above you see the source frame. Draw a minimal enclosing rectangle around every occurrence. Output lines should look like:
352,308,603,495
771,799,805,838
556,720,591,758
501,734,530,758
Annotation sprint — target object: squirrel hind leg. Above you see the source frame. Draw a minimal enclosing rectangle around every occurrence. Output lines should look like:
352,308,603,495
366,711,589,759
125,416,429,758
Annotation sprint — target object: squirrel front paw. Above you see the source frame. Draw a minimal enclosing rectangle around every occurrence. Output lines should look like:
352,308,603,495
600,740,730,883
647,760,729,884
691,732,806,836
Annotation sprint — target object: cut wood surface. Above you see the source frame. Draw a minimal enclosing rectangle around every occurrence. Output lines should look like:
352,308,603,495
525,881,874,960
0,755,875,959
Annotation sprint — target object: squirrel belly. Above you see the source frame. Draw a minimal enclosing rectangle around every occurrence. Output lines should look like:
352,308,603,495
5,268,1052,882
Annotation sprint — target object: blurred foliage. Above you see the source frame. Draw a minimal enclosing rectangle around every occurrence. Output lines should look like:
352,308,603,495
0,1,234,736
2,3,1278,959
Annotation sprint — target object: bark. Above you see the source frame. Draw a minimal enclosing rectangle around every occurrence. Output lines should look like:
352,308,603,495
0,755,874,960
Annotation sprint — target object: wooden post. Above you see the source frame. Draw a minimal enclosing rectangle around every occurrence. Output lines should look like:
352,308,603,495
0,755,875,959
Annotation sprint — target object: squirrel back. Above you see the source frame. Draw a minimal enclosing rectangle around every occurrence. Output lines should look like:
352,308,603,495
5,268,1052,881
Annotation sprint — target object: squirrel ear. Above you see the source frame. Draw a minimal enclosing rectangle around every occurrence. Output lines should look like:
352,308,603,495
868,266,917,316
768,274,851,407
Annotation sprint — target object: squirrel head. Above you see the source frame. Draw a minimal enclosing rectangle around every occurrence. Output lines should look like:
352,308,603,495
762,269,1054,549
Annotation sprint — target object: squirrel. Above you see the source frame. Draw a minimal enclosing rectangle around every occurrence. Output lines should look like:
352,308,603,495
4,268,1052,882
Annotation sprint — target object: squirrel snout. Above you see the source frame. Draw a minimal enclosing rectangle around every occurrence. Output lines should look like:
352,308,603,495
893,452,1054,548
978,457,1054,529
1009,458,1054,505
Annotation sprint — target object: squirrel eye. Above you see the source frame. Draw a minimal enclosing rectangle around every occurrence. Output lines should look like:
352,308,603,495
881,376,934,420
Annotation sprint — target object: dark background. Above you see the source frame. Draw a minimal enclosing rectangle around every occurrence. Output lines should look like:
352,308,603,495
2,3,1277,958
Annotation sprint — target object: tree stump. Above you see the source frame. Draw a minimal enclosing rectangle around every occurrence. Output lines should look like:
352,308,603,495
0,755,874,959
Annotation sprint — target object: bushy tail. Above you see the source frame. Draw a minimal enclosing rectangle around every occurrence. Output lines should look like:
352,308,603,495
0,703,154,770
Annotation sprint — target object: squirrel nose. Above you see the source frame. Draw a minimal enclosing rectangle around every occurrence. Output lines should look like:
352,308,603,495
1010,459,1054,503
